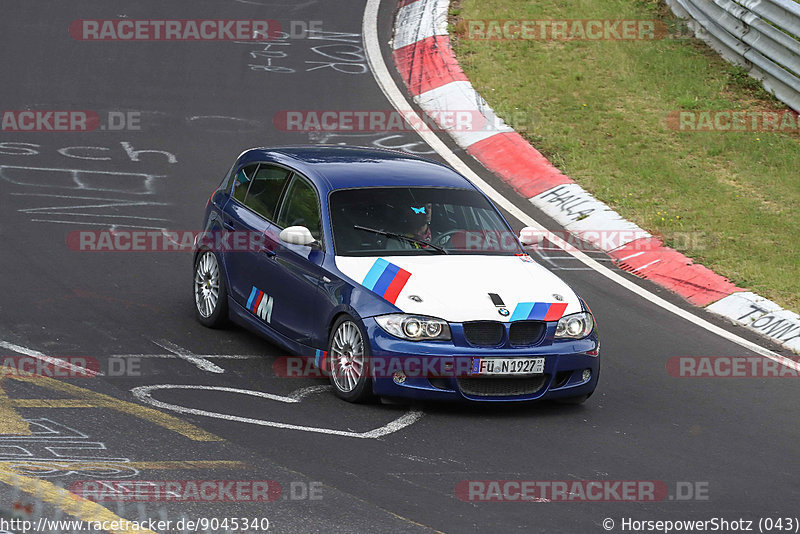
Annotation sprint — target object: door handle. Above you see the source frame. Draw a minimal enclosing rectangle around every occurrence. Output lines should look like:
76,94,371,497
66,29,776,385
260,247,276,257
223,221,236,231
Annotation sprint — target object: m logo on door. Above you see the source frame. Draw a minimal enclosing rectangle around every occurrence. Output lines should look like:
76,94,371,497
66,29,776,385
247,286,274,323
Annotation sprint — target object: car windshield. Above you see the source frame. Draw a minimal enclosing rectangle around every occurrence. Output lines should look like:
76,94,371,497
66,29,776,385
329,187,523,256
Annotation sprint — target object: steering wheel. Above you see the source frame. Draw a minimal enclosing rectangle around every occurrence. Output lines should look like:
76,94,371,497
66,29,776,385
433,230,460,248
433,230,500,251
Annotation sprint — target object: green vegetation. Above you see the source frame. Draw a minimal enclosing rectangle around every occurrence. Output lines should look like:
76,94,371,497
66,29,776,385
451,0,800,310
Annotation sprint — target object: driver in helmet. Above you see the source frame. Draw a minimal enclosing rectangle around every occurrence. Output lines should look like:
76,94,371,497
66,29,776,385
407,205,432,245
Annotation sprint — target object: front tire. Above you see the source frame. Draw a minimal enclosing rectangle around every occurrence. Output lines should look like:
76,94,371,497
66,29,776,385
328,315,375,403
194,250,228,328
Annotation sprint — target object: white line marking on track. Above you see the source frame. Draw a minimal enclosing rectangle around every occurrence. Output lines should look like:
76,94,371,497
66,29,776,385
363,0,794,367
19,202,166,213
29,219,167,230
111,354,258,360
135,384,298,403
24,213,169,221
288,385,332,400
151,340,225,374
617,251,646,262
634,259,662,272
535,256,613,261
0,341,101,377
0,165,162,195
131,384,423,439
11,193,169,204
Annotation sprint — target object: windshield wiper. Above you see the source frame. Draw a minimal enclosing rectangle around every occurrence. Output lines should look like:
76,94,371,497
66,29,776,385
353,225,448,254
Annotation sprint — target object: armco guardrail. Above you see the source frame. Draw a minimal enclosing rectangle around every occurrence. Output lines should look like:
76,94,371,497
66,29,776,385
666,0,800,112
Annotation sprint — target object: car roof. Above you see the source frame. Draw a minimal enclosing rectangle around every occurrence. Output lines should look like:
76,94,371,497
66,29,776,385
238,145,476,191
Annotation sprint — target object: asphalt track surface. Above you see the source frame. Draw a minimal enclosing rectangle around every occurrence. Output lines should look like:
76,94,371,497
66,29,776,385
1,1,798,533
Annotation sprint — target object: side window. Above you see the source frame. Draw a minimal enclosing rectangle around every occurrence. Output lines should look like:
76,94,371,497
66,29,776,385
217,161,235,193
232,164,257,204
277,177,322,240
243,165,292,221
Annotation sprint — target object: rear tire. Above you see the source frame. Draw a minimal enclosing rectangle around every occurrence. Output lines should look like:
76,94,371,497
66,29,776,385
328,315,375,403
194,250,228,328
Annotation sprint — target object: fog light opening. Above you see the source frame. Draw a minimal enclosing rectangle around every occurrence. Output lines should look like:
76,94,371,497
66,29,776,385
581,369,592,382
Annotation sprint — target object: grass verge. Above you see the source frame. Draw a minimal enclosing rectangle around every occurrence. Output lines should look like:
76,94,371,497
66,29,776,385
450,0,800,311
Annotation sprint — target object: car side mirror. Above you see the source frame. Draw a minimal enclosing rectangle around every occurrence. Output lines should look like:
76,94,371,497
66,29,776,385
518,226,541,246
279,226,317,247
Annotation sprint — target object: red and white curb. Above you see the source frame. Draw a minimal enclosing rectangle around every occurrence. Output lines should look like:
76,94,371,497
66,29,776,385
391,0,800,352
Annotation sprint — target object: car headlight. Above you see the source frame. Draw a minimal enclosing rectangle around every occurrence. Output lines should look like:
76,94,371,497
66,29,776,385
375,314,451,341
555,312,594,339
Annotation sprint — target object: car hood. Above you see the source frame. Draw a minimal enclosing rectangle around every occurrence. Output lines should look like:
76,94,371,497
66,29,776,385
335,255,582,323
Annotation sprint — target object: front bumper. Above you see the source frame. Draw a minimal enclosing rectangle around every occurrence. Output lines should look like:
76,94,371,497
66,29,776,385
363,317,600,402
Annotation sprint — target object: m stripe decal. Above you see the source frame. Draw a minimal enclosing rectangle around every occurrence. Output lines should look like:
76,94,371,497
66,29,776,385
315,349,328,370
252,291,265,313
362,259,412,305
384,270,412,303
543,303,569,321
372,262,401,296
529,302,550,321
510,302,568,321
509,302,533,321
246,287,258,310
363,258,389,289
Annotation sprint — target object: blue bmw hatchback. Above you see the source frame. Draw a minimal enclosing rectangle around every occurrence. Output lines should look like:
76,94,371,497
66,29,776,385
194,146,599,403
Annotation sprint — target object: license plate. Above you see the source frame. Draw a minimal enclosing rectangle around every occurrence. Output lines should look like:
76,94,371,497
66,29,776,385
470,357,545,375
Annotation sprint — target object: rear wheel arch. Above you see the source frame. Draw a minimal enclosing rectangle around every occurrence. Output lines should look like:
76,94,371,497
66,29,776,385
193,248,229,328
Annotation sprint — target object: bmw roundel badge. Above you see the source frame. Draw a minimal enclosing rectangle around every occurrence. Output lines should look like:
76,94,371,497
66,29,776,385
498,308,510,317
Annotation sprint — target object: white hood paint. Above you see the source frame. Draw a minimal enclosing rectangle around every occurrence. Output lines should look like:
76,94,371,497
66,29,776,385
335,255,581,323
